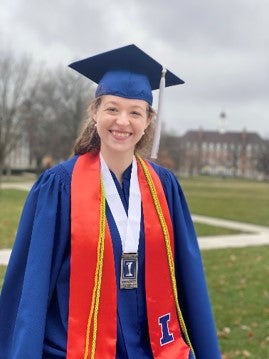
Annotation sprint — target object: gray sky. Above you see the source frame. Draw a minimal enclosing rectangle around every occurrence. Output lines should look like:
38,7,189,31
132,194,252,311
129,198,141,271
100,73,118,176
1,0,269,137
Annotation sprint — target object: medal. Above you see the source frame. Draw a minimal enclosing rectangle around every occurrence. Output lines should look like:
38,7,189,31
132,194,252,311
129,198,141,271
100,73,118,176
101,154,141,290
120,253,138,289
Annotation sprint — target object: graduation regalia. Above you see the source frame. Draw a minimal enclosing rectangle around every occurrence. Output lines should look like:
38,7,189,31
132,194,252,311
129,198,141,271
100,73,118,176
0,155,221,358
0,44,221,358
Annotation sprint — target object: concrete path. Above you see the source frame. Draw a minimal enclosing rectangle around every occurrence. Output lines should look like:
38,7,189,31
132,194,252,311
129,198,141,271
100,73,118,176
0,249,12,266
193,214,269,250
1,182,34,191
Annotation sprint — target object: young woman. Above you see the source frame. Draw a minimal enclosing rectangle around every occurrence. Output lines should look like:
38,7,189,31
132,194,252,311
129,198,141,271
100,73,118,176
0,45,221,358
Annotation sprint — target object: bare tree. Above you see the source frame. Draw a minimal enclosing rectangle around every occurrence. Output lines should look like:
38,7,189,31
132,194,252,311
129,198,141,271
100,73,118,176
0,50,31,179
21,66,93,172
52,67,94,160
257,140,269,180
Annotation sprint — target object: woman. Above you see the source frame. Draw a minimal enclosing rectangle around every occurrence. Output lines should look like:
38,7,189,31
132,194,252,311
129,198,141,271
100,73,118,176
0,45,221,358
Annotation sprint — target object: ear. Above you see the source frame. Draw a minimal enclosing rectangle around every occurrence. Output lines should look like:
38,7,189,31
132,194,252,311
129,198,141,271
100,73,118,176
89,102,98,122
146,109,155,128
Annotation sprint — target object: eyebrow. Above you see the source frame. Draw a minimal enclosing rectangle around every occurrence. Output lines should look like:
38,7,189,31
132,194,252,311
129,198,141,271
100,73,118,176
104,101,145,111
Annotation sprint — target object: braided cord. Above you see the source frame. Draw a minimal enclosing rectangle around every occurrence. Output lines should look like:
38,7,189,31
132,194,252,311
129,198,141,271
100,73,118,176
137,155,196,358
84,180,106,359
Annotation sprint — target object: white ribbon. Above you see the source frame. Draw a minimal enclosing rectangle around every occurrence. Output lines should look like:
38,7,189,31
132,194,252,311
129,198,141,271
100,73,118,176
100,154,141,253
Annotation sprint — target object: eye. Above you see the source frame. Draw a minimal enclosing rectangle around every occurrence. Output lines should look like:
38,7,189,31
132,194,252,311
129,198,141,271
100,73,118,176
106,107,118,113
130,111,143,118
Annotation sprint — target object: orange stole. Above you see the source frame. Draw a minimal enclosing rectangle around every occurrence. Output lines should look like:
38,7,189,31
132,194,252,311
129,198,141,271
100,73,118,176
138,160,191,359
67,153,191,359
67,153,116,359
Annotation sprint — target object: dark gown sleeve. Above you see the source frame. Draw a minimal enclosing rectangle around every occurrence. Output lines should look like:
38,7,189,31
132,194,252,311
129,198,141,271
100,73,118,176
151,163,222,359
0,161,73,359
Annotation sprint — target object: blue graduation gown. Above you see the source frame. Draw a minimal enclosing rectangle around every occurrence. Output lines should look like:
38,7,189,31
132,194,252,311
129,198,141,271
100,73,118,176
0,155,221,358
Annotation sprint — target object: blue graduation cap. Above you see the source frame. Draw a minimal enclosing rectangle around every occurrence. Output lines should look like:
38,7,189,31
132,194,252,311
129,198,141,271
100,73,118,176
69,44,184,158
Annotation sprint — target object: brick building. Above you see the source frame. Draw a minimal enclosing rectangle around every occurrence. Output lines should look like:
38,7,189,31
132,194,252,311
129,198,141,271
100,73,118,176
160,129,267,179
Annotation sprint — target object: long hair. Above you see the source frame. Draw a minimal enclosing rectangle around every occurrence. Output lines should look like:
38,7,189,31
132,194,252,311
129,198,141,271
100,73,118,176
73,97,156,157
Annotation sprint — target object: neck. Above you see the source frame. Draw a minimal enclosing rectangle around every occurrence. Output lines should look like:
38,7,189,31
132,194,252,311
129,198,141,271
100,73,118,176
100,149,134,183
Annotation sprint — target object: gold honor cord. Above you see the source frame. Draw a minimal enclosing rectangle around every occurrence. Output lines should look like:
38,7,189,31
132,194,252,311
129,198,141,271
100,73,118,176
137,155,196,358
84,180,106,359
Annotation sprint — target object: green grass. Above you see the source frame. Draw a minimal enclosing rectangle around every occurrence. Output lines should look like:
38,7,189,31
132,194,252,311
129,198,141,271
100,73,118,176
203,246,269,358
0,189,28,249
0,266,6,289
194,222,243,237
180,176,269,227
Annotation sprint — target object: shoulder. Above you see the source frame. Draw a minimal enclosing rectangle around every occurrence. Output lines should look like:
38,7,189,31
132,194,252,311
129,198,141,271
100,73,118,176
147,160,180,188
146,160,189,209
47,155,78,184
39,156,78,186
29,156,79,198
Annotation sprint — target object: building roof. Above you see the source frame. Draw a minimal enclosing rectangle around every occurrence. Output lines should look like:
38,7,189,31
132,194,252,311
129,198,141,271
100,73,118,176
181,130,263,145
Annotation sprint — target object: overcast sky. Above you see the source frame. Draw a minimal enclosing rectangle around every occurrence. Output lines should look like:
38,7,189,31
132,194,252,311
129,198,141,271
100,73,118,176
1,0,269,137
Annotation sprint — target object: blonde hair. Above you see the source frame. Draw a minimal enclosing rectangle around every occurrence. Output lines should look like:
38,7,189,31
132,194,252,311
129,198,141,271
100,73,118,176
73,97,156,157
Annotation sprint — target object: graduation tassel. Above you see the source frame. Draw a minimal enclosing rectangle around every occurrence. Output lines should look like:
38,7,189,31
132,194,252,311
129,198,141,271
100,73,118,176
151,68,167,159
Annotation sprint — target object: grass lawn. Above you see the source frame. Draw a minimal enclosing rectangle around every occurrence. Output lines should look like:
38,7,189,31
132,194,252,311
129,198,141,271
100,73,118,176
203,245,269,359
180,176,269,227
194,222,243,237
0,189,28,249
0,266,6,289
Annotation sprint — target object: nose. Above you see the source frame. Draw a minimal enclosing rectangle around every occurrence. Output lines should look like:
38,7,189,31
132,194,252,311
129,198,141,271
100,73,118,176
115,111,130,126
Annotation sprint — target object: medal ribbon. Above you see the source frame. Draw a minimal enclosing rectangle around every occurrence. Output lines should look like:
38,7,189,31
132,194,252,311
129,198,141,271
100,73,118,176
100,153,141,254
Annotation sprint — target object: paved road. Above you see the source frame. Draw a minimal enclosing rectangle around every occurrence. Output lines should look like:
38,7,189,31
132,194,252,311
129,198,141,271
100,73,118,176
1,183,269,265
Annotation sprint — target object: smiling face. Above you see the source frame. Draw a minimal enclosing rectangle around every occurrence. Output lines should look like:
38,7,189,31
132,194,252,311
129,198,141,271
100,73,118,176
93,95,152,160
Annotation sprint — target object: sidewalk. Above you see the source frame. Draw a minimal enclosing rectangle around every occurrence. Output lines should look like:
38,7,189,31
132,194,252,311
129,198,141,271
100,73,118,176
193,214,269,250
1,214,269,266
0,249,11,266
1,182,34,191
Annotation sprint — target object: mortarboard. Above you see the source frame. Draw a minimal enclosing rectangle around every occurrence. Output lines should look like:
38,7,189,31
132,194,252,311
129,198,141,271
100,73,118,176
69,44,184,158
